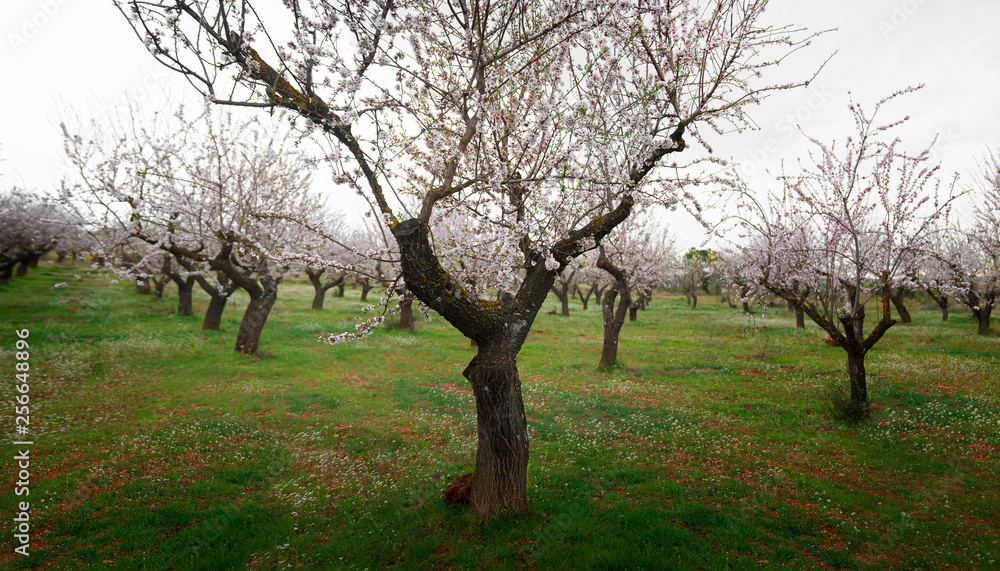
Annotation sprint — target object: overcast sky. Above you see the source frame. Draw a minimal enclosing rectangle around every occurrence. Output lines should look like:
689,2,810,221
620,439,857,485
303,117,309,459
2,1,998,249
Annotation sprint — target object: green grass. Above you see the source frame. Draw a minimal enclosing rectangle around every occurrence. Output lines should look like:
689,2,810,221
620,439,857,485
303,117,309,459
1,261,998,570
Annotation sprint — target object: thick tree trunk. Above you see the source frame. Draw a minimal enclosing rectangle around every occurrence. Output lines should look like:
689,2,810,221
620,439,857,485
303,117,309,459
889,287,911,323
795,305,806,329
135,276,151,295
0,264,13,283
15,260,28,277
311,288,327,310
360,281,374,301
235,277,279,355
203,295,228,330
335,283,345,297
55,251,67,264
465,341,529,518
628,302,638,322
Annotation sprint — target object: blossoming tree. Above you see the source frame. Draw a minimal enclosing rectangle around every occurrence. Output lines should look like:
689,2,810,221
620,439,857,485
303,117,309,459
734,89,961,417
120,0,820,517
61,101,322,354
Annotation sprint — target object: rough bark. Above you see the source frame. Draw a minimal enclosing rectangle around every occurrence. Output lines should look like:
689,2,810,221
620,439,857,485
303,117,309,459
465,340,529,516
628,302,639,322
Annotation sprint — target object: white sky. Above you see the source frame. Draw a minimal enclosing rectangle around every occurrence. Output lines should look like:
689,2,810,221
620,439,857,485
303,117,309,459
2,0,998,250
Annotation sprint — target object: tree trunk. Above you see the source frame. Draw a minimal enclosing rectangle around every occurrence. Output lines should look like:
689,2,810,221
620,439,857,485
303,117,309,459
795,305,806,329
599,290,629,369
335,283,345,297
399,292,415,331
927,289,949,321
311,288,327,310
390,195,633,520
16,259,29,276
889,287,911,323
576,286,591,310
628,302,638,322
360,281,374,301
551,283,571,316
176,277,195,316
235,277,279,355
846,350,869,409
203,295,228,330
153,276,168,299
306,268,343,310
597,248,631,369
975,306,994,335
465,341,529,518
135,276,151,295
56,251,67,263
690,292,698,309
0,264,14,284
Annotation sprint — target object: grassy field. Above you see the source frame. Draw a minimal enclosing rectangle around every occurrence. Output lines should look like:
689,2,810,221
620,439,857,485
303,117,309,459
1,261,998,570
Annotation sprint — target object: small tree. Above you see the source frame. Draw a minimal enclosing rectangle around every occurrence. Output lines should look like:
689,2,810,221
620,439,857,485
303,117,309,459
596,213,672,368
735,89,961,418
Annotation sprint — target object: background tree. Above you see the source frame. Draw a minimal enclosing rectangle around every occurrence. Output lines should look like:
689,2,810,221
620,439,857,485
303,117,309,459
122,0,821,517
595,212,672,368
61,101,323,354
735,89,961,419
676,248,717,308
0,188,79,283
